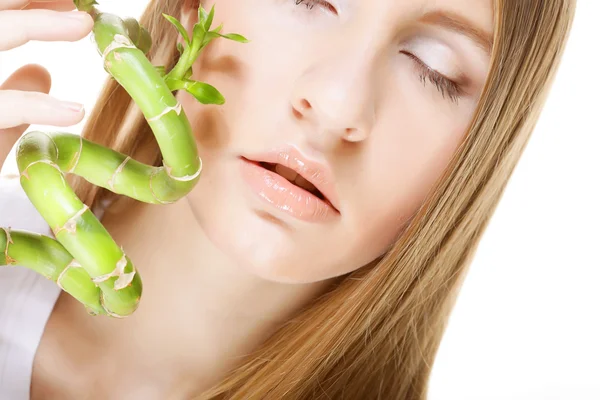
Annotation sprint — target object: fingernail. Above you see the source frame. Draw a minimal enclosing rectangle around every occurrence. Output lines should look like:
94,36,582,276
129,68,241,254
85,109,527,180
64,11,89,22
61,101,84,112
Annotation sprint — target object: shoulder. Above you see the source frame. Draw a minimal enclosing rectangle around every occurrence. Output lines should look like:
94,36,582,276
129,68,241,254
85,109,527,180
0,174,61,400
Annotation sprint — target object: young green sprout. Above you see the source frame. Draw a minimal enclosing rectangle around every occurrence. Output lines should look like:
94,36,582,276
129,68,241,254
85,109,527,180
0,2,248,318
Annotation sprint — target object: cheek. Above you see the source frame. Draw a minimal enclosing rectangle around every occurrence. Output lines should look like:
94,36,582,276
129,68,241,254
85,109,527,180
341,122,468,269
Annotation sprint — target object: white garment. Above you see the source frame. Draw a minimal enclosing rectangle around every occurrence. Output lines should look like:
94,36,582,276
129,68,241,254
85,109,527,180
0,175,107,399
0,175,60,400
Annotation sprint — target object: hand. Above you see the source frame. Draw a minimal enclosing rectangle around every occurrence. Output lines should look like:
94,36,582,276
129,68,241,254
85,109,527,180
0,0,93,170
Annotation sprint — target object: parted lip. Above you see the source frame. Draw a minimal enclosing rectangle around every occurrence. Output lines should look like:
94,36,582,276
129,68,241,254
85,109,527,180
240,145,340,212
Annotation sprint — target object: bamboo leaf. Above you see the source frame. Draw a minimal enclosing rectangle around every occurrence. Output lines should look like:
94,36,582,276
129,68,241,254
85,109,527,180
204,5,215,31
201,28,249,49
162,13,190,45
203,31,220,44
167,78,225,105
185,80,225,105
192,23,206,44
198,5,209,26
210,32,249,43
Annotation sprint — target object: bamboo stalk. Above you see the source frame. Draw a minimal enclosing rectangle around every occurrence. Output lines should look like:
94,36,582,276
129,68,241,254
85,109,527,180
0,2,248,317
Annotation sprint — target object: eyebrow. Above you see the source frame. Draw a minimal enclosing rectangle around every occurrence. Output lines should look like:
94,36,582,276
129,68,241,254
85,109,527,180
419,10,494,55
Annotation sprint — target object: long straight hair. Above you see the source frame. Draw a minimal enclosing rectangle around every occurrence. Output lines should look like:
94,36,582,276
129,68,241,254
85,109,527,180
68,0,577,398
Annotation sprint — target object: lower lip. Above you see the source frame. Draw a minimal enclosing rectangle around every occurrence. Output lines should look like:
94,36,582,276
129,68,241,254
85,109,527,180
239,157,338,223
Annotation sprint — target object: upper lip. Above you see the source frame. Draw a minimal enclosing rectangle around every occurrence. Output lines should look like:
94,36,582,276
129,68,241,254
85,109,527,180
241,145,340,212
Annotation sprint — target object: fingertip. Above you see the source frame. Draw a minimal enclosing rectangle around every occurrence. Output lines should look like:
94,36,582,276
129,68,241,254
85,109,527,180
80,11,94,27
74,11,94,36
46,108,86,128
68,103,86,125
62,11,94,38
59,100,85,114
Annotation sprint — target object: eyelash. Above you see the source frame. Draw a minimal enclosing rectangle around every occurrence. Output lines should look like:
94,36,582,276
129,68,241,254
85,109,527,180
293,0,464,104
400,51,463,104
294,0,327,11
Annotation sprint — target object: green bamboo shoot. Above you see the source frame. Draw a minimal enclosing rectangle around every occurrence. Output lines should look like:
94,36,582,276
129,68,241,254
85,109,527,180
0,2,248,317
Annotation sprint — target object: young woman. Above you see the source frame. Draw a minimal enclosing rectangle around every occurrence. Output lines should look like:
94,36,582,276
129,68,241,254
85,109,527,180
0,0,576,398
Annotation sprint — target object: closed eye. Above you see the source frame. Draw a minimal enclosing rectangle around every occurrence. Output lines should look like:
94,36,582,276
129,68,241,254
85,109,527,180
293,0,338,15
400,51,464,104
292,1,465,104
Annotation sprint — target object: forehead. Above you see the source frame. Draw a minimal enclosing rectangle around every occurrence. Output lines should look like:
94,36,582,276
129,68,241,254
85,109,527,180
429,0,495,31
364,0,495,53
365,0,494,33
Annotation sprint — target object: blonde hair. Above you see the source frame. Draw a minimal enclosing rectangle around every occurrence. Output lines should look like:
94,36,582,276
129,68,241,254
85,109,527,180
69,0,577,398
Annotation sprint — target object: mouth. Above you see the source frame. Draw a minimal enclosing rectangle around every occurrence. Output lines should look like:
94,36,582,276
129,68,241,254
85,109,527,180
238,147,340,223
257,161,332,205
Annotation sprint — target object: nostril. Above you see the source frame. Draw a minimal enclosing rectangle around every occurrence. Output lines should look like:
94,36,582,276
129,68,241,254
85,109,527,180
292,107,302,119
299,99,311,110
292,99,311,119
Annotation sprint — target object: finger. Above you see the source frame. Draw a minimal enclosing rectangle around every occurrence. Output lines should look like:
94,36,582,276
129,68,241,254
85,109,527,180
0,90,84,169
0,0,75,11
23,1,77,12
0,87,84,166
0,63,52,139
0,63,85,131
0,63,80,167
0,64,52,167
0,0,29,11
0,90,84,131
0,9,93,51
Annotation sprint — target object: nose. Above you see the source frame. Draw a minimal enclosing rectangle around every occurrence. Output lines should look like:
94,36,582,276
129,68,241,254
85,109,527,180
289,50,377,152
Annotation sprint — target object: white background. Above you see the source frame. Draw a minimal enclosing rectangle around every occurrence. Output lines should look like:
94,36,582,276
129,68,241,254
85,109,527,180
1,1,598,399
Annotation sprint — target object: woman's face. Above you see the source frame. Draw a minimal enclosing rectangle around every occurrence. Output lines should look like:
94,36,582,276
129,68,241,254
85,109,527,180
177,0,493,283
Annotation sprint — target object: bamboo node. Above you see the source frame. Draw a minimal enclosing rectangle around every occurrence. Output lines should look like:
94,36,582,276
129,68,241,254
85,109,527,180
107,156,131,191
2,227,16,266
53,204,90,236
147,102,183,122
99,292,127,319
148,168,176,205
163,156,203,182
68,136,84,174
91,253,136,291
20,160,62,181
102,34,137,67
57,259,83,291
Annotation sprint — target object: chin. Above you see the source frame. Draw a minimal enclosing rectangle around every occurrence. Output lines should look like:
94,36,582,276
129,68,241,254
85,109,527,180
201,196,320,283
185,153,348,284
189,185,383,284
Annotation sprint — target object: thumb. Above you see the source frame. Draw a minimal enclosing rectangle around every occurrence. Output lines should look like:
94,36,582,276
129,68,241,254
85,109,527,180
0,64,52,171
